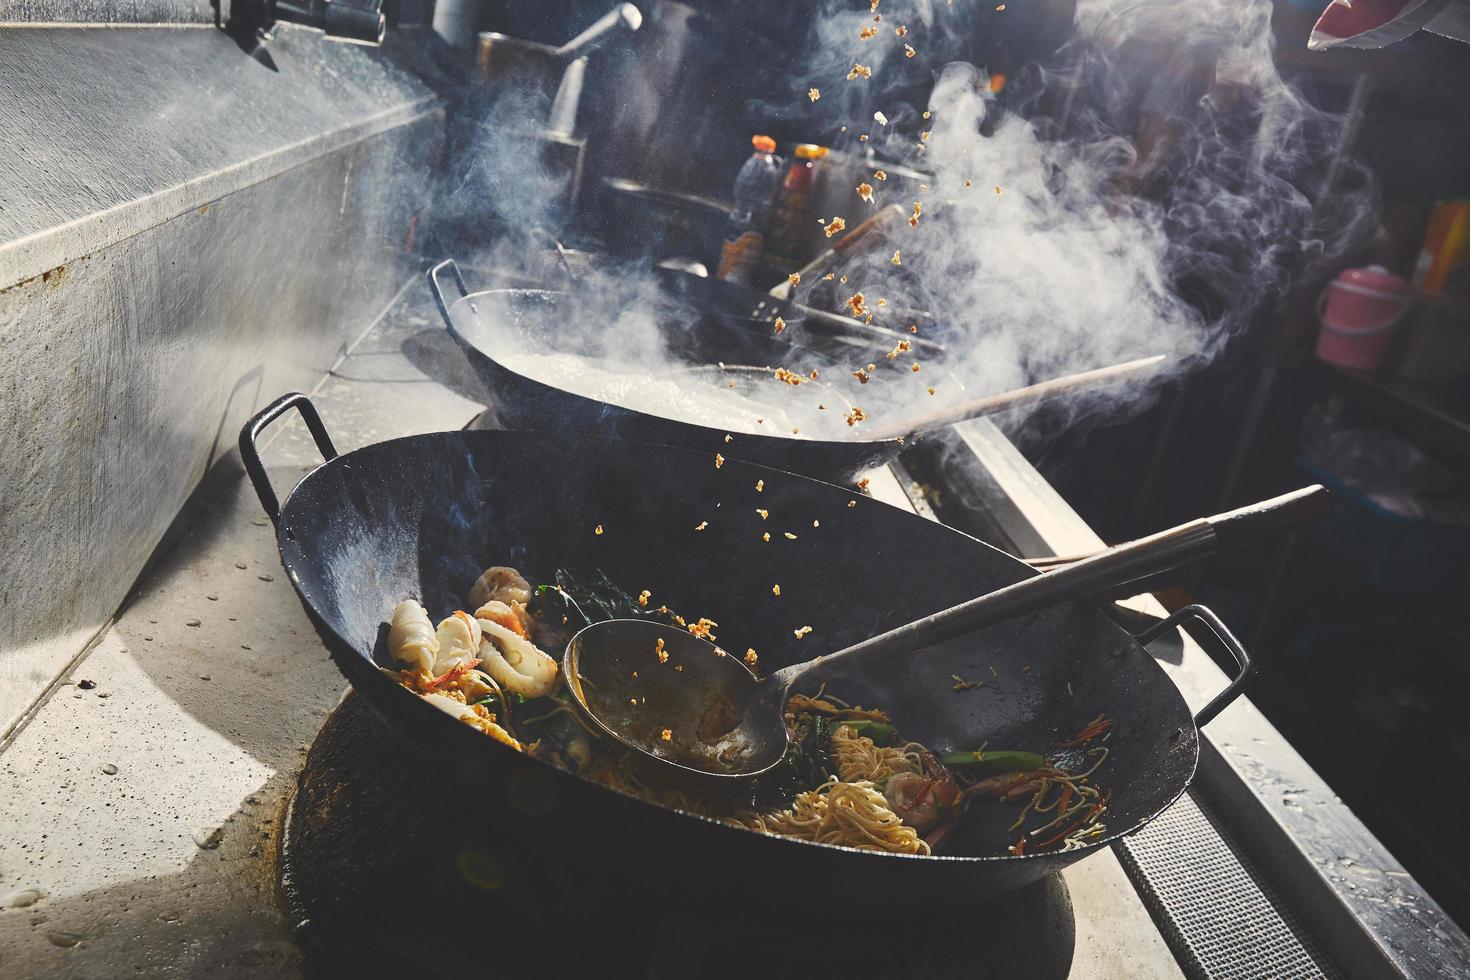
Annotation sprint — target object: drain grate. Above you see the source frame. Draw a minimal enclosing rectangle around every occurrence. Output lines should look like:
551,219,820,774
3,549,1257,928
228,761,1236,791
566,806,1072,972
1114,789,1341,980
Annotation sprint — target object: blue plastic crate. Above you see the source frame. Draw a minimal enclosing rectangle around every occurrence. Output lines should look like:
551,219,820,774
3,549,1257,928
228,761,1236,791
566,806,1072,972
1296,458,1470,595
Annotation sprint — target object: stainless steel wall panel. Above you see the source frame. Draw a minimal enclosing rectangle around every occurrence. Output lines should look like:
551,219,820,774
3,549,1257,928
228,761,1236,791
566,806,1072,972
0,25,438,289
0,25,444,738
0,1,215,24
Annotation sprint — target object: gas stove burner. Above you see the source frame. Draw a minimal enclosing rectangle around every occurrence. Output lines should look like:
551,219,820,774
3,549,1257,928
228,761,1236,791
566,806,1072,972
281,695,1079,979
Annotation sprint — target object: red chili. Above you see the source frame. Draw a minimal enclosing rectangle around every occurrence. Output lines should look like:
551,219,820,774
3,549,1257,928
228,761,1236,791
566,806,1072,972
1064,715,1112,748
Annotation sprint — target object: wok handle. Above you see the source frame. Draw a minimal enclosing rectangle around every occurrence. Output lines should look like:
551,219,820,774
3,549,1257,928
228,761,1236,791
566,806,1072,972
238,392,339,528
1135,604,1251,728
428,259,471,327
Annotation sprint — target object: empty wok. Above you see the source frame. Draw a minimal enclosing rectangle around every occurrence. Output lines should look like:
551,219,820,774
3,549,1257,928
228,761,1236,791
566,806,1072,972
240,393,1250,915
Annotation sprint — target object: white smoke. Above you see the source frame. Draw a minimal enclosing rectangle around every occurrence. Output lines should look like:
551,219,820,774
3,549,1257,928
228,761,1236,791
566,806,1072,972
748,0,1379,437
458,0,1379,447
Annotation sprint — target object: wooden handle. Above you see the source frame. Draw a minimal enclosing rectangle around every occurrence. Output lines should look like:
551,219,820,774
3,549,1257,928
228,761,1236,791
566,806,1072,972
770,204,907,299
863,355,1168,440
1207,485,1332,548
833,203,907,254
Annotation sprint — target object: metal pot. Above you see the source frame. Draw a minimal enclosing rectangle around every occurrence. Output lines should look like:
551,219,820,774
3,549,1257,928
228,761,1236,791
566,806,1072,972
473,4,643,137
448,6,642,241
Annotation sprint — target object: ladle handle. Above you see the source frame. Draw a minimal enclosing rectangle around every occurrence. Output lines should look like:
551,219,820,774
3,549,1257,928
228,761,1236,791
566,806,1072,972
863,355,1167,440
554,3,642,59
239,392,339,527
779,486,1328,689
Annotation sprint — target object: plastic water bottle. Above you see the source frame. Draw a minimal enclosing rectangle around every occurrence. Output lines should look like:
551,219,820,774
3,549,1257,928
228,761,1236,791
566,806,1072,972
717,135,782,283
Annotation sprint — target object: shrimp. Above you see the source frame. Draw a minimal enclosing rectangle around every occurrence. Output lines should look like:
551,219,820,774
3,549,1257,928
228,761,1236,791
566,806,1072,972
388,599,437,674
460,668,502,704
477,617,560,698
475,599,528,640
469,566,532,609
883,770,962,834
432,610,481,675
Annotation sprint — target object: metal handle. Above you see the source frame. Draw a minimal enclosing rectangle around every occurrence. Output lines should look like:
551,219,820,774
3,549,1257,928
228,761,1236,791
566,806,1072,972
1135,604,1251,728
428,259,472,326
780,520,1221,692
273,0,385,45
1026,486,1330,577
553,3,642,59
238,392,339,527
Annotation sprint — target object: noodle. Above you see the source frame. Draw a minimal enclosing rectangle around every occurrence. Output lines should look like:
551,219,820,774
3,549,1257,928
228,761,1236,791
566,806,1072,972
737,778,931,856
831,724,922,783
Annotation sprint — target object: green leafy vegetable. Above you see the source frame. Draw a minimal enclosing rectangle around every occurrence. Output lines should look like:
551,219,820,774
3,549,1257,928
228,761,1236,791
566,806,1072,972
835,719,897,741
940,749,1046,774
529,568,662,630
751,714,834,811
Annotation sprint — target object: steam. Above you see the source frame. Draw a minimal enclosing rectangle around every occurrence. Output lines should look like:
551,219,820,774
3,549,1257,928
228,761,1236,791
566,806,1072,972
774,0,1378,439
459,0,1377,447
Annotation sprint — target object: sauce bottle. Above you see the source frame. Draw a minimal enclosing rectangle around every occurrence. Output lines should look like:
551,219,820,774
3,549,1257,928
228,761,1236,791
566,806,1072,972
763,143,829,276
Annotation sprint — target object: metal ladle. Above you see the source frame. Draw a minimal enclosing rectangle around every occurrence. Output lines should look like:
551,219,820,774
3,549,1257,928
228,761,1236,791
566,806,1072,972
563,486,1330,778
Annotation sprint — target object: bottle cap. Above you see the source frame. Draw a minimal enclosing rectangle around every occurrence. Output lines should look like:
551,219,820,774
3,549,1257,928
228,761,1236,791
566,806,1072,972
794,144,829,160
751,134,777,153
1337,265,1409,295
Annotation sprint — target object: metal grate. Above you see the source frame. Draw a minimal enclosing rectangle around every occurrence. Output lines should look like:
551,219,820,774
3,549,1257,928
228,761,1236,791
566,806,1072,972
1114,789,1342,980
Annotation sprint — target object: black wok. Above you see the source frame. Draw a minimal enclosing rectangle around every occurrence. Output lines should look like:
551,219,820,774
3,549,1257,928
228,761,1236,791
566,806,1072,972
429,259,907,482
241,393,1249,914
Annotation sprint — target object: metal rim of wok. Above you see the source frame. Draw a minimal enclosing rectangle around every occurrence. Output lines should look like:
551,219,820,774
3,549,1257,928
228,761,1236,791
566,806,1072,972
429,259,909,483
238,394,1250,896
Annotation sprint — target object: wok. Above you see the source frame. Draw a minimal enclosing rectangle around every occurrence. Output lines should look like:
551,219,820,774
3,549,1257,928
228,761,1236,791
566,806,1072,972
241,393,1250,913
430,259,907,481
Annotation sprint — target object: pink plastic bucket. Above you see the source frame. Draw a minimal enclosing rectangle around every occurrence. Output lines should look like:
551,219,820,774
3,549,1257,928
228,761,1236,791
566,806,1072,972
1314,265,1412,372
